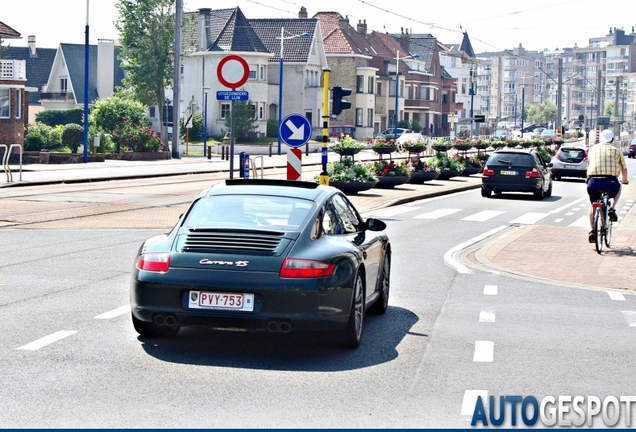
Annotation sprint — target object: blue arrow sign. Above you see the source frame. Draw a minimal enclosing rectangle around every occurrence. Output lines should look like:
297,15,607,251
279,113,312,148
216,91,249,101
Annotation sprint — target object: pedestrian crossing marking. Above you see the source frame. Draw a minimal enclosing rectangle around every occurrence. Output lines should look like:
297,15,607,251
461,210,505,222
509,212,549,225
414,208,462,219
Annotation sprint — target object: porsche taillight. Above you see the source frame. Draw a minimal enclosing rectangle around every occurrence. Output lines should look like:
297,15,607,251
482,167,495,177
279,258,337,278
136,252,170,273
525,168,540,178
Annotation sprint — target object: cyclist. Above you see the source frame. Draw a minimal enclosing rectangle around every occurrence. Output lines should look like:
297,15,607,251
586,129,629,243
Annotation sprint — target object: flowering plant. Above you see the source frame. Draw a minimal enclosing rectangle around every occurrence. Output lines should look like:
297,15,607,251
371,138,397,149
315,158,378,183
455,153,486,168
368,160,411,177
329,134,366,152
409,156,440,173
112,117,163,153
427,153,465,172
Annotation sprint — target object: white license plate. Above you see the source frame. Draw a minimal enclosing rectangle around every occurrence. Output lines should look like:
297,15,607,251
188,291,254,311
500,170,518,176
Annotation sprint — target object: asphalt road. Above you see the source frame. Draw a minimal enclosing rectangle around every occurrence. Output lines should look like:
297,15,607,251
2,176,636,427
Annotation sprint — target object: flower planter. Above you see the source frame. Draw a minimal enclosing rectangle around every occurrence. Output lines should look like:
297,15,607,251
374,175,410,189
404,145,426,153
408,171,440,184
333,148,362,156
372,147,396,155
461,166,481,176
329,180,378,195
437,169,463,180
432,145,449,153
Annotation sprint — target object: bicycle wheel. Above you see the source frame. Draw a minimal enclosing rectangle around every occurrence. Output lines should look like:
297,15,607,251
604,204,613,247
594,207,604,253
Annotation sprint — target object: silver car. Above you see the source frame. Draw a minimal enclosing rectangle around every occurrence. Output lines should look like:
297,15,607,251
549,146,588,180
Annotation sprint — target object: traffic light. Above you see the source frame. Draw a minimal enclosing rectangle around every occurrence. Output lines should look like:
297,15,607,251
332,86,352,115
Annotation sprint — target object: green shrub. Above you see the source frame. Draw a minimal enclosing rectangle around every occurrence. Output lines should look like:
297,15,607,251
24,133,47,151
267,119,278,138
112,118,162,152
62,123,84,153
36,108,83,127
180,113,203,141
90,94,146,135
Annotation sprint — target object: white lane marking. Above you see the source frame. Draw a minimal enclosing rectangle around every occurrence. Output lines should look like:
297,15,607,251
554,218,564,223
461,210,505,222
509,212,549,225
414,208,462,219
568,216,589,227
94,305,131,319
473,340,494,362
479,310,496,323
565,212,575,216
444,226,508,274
16,330,77,351
549,197,587,214
621,311,636,327
462,390,489,416
607,291,626,301
367,206,422,217
572,208,581,211
483,285,498,295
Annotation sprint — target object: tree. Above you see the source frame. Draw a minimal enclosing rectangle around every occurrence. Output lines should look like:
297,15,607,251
526,100,557,125
115,0,175,147
90,90,146,134
224,100,259,141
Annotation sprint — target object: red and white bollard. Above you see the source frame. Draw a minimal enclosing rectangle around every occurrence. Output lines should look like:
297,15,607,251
287,148,302,181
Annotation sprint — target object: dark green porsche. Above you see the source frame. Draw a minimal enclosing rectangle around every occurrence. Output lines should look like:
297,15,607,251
130,179,391,348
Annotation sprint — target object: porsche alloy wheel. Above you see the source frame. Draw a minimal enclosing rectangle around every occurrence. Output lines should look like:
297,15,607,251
371,252,390,314
337,272,365,348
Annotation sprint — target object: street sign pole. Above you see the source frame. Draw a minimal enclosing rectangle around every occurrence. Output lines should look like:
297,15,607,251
230,100,235,179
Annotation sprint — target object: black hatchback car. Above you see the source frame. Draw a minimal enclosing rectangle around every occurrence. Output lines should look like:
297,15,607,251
481,148,553,199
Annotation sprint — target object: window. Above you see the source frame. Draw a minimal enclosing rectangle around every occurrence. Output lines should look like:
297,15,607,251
249,104,256,119
220,103,230,119
332,195,360,234
61,78,68,92
259,104,264,120
368,76,374,94
249,69,257,80
149,106,157,118
15,90,21,119
0,89,9,118
356,75,364,93
376,82,382,96
260,65,266,80
367,108,373,127
355,108,363,127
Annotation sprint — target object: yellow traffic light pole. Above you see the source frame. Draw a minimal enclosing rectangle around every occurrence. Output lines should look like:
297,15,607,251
319,68,330,185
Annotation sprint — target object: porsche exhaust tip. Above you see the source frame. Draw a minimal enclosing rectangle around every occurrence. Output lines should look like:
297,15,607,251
266,320,292,333
154,314,178,327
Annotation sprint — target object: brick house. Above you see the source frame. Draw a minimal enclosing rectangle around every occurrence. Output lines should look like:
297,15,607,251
0,21,28,146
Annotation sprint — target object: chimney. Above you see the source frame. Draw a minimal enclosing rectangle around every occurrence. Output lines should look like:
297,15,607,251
399,28,410,53
97,39,115,99
298,6,308,19
339,15,349,31
357,19,367,37
198,8,212,50
28,35,37,57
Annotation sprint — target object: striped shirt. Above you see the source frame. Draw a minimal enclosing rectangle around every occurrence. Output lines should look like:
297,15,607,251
586,143,626,177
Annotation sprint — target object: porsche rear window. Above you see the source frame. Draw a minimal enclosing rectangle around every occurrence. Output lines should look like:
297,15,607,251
184,195,314,230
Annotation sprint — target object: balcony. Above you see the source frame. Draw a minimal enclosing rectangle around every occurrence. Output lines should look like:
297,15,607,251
39,91,75,101
0,59,26,80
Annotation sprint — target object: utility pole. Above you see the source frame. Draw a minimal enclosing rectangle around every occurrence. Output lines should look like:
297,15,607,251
596,67,602,119
556,58,563,134
615,77,620,130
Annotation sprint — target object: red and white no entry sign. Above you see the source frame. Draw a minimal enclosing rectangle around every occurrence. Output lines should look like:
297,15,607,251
217,55,250,90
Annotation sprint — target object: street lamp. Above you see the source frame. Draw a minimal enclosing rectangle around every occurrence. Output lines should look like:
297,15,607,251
393,50,418,141
203,86,209,157
276,27,310,155
82,0,89,163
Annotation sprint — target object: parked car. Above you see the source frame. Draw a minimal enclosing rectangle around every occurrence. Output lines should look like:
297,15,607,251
540,129,556,139
549,146,588,180
629,139,636,158
492,129,510,140
130,179,391,348
531,127,545,138
378,128,410,140
396,132,426,144
481,148,553,199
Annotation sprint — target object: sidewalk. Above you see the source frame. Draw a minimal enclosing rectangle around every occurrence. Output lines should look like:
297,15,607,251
3,149,636,293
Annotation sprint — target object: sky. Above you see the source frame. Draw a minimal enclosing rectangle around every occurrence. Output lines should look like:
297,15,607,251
2,0,635,55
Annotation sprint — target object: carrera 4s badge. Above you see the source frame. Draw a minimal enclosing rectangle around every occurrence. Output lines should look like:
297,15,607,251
199,259,249,267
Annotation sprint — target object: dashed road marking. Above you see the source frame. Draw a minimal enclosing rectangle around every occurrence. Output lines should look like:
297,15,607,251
607,291,626,301
461,210,505,222
414,208,462,219
16,330,77,351
483,285,498,295
94,305,131,320
479,310,496,323
621,311,636,327
473,341,494,362
509,212,549,225
462,390,488,416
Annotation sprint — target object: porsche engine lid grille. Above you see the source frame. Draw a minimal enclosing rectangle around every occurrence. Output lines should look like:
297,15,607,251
181,230,285,253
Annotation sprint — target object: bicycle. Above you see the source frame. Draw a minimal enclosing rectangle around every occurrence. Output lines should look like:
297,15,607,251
592,191,613,253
